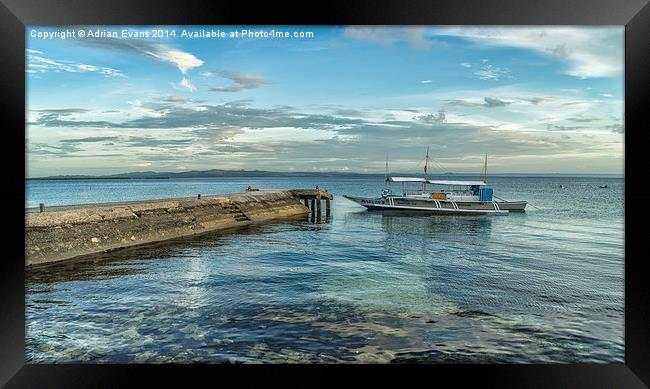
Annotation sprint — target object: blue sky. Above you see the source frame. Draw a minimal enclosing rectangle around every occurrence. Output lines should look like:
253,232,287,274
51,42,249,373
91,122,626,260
26,26,624,177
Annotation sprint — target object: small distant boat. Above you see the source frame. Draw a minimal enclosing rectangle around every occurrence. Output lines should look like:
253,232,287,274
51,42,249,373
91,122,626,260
599,185,608,188
344,149,527,216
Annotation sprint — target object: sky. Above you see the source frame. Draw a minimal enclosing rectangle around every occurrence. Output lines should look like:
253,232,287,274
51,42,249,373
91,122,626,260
26,26,624,177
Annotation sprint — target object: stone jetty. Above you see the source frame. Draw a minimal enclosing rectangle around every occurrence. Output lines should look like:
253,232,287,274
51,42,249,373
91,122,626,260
26,189,331,267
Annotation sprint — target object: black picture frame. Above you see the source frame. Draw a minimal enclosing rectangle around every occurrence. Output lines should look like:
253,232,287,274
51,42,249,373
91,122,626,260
1,0,648,387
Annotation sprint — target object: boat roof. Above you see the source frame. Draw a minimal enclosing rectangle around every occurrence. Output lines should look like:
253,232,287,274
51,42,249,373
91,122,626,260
387,177,427,182
387,177,487,186
427,180,487,186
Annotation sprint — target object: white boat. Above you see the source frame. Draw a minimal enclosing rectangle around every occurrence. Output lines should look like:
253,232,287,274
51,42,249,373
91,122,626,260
344,150,527,216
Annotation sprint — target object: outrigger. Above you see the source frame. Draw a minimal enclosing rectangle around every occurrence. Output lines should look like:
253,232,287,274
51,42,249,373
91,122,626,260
344,150,527,216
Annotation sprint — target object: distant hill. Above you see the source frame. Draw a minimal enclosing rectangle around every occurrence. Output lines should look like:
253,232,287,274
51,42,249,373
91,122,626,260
29,169,379,180
28,169,623,180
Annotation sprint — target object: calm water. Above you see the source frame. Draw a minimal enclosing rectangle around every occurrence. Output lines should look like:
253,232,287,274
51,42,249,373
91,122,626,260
25,175,624,363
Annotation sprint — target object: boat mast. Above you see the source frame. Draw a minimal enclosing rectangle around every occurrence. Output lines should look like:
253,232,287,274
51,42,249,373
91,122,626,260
384,153,389,189
424,146,430,180
424,146,430,190
483,153,488,184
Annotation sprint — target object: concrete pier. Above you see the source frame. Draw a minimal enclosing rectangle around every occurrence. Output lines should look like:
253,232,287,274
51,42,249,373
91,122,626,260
26,190,312,267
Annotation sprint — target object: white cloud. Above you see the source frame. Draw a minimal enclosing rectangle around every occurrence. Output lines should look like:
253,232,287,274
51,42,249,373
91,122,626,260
474,64,510,81
434,27,623,78
147,45,203,74
180,78,196,92
126,99,166,117
26,51,124,78
170,78,197,92
460,62,472,68
233,127,337,143
79,38,203,75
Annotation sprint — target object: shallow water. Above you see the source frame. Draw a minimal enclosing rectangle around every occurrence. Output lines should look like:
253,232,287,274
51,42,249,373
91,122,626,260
25,175,624,363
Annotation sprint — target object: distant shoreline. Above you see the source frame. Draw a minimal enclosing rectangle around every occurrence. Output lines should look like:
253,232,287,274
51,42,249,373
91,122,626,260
26,169,624,180
29,176,171,180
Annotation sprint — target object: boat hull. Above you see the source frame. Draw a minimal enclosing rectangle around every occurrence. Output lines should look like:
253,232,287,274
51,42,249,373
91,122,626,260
493,201,527,212
343,195,519,215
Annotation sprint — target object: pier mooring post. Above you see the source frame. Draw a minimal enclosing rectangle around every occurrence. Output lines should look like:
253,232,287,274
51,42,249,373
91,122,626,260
39,203,45,213
316,192,322,223
289,187,333,223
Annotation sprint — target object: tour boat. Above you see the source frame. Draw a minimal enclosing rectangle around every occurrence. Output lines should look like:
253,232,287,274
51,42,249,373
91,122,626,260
344,150,527,216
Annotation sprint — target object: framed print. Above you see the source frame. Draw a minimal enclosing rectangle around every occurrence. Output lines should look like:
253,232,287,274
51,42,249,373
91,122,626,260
1,0,649,387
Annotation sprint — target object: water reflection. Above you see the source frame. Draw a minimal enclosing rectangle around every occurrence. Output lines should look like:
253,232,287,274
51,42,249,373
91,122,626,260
380,213,493,237
26,230,232,285
26,221,318,285
307,210,332,224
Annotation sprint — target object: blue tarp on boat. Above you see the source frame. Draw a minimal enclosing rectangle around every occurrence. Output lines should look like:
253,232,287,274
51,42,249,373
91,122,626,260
479,188,493,201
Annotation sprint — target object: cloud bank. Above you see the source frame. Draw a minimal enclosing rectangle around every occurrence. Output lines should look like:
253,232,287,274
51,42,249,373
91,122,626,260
435,27,623,78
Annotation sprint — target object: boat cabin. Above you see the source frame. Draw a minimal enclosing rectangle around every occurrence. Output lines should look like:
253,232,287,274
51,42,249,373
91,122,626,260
384,177,493,202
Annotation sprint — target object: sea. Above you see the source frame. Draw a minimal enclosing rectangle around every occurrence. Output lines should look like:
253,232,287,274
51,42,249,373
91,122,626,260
25,175,624,363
